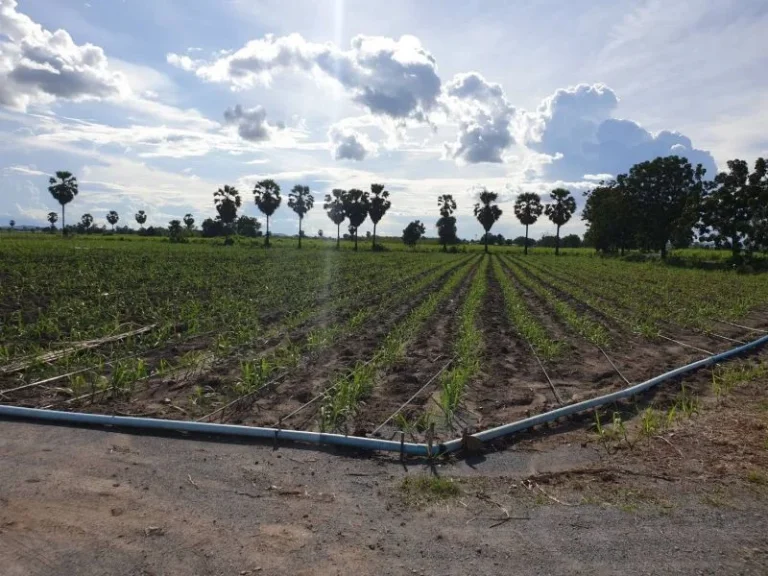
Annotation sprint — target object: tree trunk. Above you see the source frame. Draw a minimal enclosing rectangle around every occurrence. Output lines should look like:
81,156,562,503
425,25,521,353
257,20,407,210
372,222,377,249
298,216,302,249
61,204,66,236
266,216,270,248
336,223,340,249
484,230,488,253
660,241,667,260
354,228,358,251
555,225,560,256
731,236,740,259
524,224,529,255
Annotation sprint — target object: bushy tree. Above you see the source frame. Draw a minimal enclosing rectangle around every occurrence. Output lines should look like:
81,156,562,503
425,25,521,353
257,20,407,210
201,218,226,238
47,171,78,236
135,210,147,229
47,212,58,231
512,235,536,248
699,158,766,258
402,220,426,247
288,184,314,248
624,155,706,259
437,194,458,251
236,215,262,237
214,185,241,243
368,183,391,249
342,188,370,251
253,179,282,247
561,234,582,249
183,213,195,231
474,189,502,253
323,189,346,249
106,210,119,231
582,178,634,255
544,188,576,255
9,219,15,230
514,192,543,255
168,219,186,243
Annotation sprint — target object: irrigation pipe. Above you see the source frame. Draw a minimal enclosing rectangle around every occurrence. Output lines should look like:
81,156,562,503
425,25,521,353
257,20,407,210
1,334,766,457
717,319,768,334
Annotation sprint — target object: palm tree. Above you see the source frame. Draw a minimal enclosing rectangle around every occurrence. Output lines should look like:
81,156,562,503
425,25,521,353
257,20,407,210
47,171,78,236
253,179,282,248
514,192,544,255
473,189,503,253
368,183,391,249
47,212,58,231
183,213,195,231
544,188,577,255
9,219,15,231
214,185,241,243
106,210,119,231
437,194,457,252
288,185,314,248
80,213,93,232
324,189,346,249
135,210,147,229
342,188,370,251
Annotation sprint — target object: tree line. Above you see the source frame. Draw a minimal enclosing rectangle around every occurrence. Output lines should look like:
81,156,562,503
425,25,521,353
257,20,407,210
43,171,583,252
583,155,768,259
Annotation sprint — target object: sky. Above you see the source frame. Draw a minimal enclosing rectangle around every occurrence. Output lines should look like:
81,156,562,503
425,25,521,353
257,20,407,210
1,0,767,239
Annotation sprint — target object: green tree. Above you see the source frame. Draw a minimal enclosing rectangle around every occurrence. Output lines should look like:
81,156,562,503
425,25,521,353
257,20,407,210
561,234,582,249
624,155,706,259
135,210,147,229
288,184,314,248
236,215,262,237
323,189,346,249
253,179,282,248
80,213,93,232
47,212,58,231
699,158,766,258
368,183,391,249
544,188,577,255
402,220,426,247
750,158,768,253
47,171,78,236
9,219,15,230
437,194,458,251
513,192,543,255
214,185,241,244
474,189,502,253
582,178,634,255
106,210,119,231
183,213,195,231
342,188,370,251
168,219,186,243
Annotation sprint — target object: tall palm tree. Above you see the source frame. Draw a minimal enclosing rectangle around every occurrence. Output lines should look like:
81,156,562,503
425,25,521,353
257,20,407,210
47,212,58,231
214,185,241,244
80,213,93,232
342,188,370,251
514,192,543,255
288,185,314,248
368,183,391,249
253,179,282,248
183,213,195,231
135,210,147,229
473,189,503,253
437,194,457,252
544,188,577,255
324,189,346,249
106,210,119,231
47,171,78,236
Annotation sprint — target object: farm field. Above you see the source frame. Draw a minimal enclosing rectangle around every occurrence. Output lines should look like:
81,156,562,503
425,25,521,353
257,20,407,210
2,236,768,445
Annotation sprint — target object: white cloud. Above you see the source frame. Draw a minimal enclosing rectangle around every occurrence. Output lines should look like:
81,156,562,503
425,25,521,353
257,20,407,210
223,104,284,142
168,33,441,121
0,0,130,110
328,124,375,161
441,72,516,164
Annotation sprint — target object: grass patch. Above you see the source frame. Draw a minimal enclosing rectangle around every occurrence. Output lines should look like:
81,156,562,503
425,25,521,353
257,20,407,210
400,475,461,505
746,470,768,486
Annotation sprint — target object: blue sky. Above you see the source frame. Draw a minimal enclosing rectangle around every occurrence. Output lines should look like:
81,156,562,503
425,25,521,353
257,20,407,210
1,0,766,239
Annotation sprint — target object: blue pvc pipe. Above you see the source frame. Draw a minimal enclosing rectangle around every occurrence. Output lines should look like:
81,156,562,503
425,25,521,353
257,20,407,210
1,333,767,456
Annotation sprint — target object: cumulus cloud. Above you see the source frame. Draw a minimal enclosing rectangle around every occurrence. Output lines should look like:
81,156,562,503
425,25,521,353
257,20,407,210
328,124,375,161
0,0,129,110
523,83,716,179
168,33,441,121
441,72,516,164
223,104,283,142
